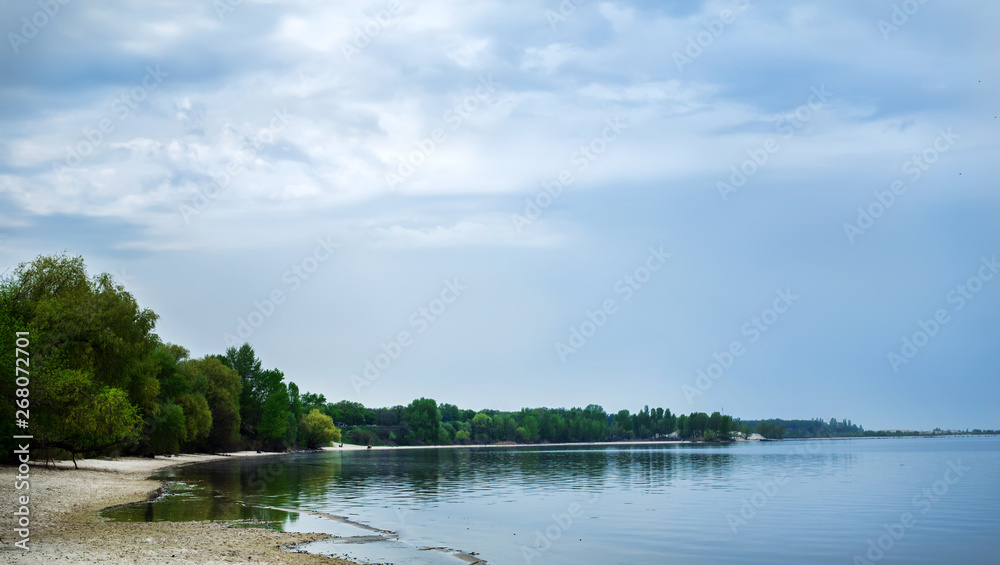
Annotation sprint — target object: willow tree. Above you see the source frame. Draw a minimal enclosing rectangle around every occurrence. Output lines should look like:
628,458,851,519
6,254,159,460
299,409,340,449
179,356,242,451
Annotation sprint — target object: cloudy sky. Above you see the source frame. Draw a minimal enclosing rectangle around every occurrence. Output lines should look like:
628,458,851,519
2,0,997,430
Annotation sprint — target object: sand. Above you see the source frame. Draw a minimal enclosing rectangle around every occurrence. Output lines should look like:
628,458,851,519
0,452,357,564
0,440,696,562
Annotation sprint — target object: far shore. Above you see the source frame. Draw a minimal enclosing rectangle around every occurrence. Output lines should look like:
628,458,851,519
323,433,998,453
326,439,688,452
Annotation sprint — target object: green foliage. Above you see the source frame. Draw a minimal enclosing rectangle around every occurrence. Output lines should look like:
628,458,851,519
34,368,142,457
438,426,453,445
738,418,860,438
4,254,160,459
439,403,461,422
403,398,441,444
148,402,187,454
754,421,787,439
226,343,263,437
152,343,190,400
258,381,290,449
176,393,212,447
0,275,28,460
180,356,242,451
299,409,341,449
300,391,326,414
327,400,372,426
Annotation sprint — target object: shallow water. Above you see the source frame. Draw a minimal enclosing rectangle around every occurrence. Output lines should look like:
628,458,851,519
103,436,1000,564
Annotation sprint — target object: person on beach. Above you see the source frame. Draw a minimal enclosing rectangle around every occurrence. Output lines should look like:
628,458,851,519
367,444,372,451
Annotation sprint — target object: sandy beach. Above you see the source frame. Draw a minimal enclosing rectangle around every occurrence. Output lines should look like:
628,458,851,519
0,452,357,564
0,440,692,562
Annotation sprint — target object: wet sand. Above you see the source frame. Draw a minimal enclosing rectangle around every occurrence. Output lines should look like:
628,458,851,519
0,453,357,564
0,440,693,562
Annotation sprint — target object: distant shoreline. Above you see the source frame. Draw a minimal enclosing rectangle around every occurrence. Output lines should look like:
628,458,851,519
325,433,1000,452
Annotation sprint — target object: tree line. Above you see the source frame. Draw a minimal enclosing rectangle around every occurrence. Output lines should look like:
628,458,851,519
0,254,339,465
327,400,742,446
8,253,975,464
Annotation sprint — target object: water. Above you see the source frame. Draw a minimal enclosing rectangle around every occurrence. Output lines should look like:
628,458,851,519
103,437,1000,564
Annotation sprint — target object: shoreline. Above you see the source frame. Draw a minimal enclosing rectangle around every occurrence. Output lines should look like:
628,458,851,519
5,434,992,560
326,439,690,451
0,452,358,564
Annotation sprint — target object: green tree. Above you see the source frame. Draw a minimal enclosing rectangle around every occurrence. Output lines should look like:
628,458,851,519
708,411,722,434
6,254,158,460
226,343,262,438
719,415,733,438
0,275,28,461
439,402,461,422
285,382,302,446
180,356,241,451
678,414,691,438
404,398,441,444
299,409,341,448
328,400,370,426
33,369,142,466
520,411,541,442
613,409,632,439
148,401,187,454
300,391,326,414
471,412,493,443
437,426,453,445
258,380,290,449
176,392,212,447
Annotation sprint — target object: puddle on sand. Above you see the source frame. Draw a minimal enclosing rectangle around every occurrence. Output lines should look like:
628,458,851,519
242,506,484,565
101,481,485,564
302,536,485,565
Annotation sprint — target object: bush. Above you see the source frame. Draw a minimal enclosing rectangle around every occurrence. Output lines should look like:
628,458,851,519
299,409,341,449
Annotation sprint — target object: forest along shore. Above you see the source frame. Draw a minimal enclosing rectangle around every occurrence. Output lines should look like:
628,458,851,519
0,452,358,564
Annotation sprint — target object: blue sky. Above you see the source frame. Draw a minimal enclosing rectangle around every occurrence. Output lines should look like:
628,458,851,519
2,0,998,430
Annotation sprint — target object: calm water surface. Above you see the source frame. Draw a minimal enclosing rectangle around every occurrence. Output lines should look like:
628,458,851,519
104,437,1000,564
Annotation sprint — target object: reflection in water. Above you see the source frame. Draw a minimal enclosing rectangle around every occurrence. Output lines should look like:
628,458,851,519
103,438,1000,565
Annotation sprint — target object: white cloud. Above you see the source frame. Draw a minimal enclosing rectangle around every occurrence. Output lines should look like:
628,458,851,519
520,43,582,74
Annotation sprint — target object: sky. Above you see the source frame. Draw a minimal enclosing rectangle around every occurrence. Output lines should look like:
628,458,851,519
1,0,997,431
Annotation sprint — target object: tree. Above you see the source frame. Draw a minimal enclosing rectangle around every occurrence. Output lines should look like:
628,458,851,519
148,402,187,454
180,356,241,451
678,414,690,438
440,402,461,422
437,426,453,445
285,382,302,446
299,409,340,448
0,274,28,461
720,415,733,438
176,393,212,447
300,392,326,414
258,381,290,449
520,411,541,442
151,343,190,401
404,398,441,444
708,411,722,434
33,368,142,465
328,400,369,426
6,254,158,460
226,343,262,438
471,412,492,443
